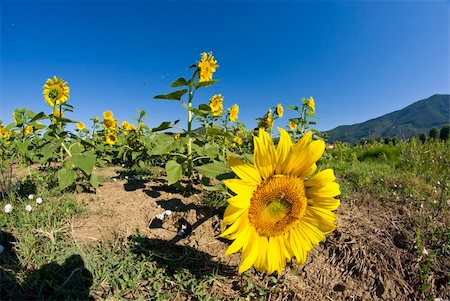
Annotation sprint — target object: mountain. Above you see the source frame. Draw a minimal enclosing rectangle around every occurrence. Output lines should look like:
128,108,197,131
326,94,449,143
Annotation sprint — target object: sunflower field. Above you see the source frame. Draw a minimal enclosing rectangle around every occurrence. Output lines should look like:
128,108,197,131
1,53,449,300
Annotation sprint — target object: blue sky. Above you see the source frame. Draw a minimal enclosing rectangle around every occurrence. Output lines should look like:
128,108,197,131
1,0,448,132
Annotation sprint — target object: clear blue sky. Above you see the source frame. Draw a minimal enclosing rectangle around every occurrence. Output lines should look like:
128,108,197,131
1,0,448,131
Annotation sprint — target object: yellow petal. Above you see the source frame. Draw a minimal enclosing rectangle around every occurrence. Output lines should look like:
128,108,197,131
226,194,251,209
307,182,340,200
268,236,283,274
290,139,325,177
228,156,261,184
238,228,260,273
222,205,246,227
303,207,337,234
254,129,276,180
254,235,269,271
275,128,293,174
307,197,341,211
299,221,326,247
299,163,317,179
220,213,244,238
305,169,336,188
224,179,256,196
226,218,250,255
289,229,307,264
282,132,312,175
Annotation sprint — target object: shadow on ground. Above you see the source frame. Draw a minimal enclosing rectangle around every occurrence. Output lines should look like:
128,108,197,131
0,231,93,300
129,235,235,278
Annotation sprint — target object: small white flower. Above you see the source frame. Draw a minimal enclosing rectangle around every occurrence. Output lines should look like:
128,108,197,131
25,205,32,212
122,164,125,167
164,210,172,216
420,203,424,209
113,178,117,182
155,213,165,220
28,194,34,200
0,244,4,254
36,197,43,205
125,176,129,180
4,204,12,213
423,248,429,256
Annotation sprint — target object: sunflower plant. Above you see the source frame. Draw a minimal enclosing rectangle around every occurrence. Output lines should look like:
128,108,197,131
287,96,320,139
40,76,99,192
154,52,233,188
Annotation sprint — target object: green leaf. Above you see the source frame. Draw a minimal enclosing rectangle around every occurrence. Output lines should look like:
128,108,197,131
151,121,173,132
287,105,299,111
40,142,60,162
206,127,233,138
154,89,188,101
170,77,188,87
90,174,99,189
193,80,217,88
149,134,174,155
165,160,183,185
72,151,96,174
57,167,77,190
195,162,231,179
308,121,317,125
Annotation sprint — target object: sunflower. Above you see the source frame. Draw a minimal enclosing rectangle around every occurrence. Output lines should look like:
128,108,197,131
103,111,113,120
103,118,118,130
289,121,297,131
233,136,243,145
43,76,70,107
229,104,239,123
221,128,340,274
121,121,129,129
276,104,284,117
76,122,85,130
106,132,117,145
25,125,33,135
306,97,315,114
209,94,224,116
174,133,181,139
198,52,219,82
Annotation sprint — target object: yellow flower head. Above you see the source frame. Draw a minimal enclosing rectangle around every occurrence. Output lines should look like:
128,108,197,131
103,111,113,120
174,133,181,139
209,94,224,116
198,52,219,82
93,116,99,123
76,122,85,130
54,108,63,118
229,104,239,123
0,127,11,139
221,128,340,274
106,132,117,145
43,76,70,107
276,104,284,117
121,121,129,129
289,121,297,131
233,136,243,145
103,118,118,130
138,123,145,130
25,125,33,135
307,97,315,114
127,123,136,132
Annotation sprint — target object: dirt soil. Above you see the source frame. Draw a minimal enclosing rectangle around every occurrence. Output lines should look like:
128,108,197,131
70,167,437,300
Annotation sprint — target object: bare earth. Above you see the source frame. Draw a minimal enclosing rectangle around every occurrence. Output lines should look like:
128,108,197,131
70,167,442,300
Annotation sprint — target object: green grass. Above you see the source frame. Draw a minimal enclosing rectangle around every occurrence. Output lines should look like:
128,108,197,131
1,139,449,300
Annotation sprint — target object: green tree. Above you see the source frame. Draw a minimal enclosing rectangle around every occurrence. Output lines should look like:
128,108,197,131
418,133,427,144
439,125,449,141
429,128,439,140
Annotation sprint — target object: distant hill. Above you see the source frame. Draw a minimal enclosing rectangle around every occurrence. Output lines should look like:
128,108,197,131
326,94,449,143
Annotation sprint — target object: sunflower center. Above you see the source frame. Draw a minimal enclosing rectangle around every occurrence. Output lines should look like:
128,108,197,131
49,88,60,100
248,176,307,237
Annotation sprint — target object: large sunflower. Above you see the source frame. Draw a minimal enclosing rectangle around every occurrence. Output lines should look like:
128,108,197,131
43,76,70,107
221,128,340,274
